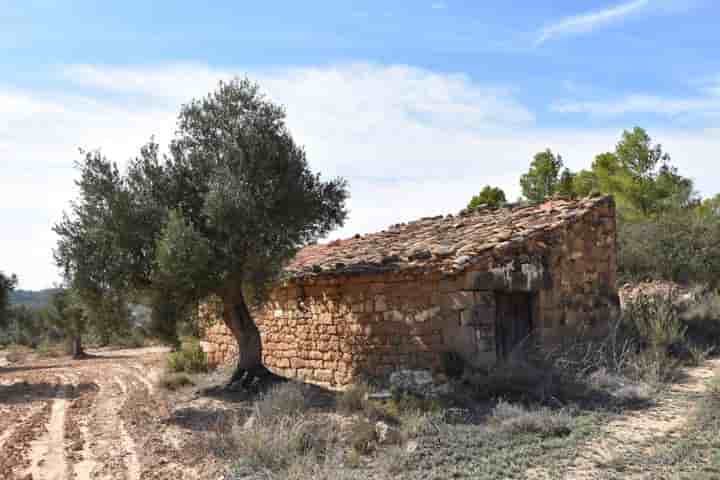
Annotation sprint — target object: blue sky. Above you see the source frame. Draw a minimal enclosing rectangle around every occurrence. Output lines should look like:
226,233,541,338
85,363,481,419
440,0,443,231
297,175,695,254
2,0,720,289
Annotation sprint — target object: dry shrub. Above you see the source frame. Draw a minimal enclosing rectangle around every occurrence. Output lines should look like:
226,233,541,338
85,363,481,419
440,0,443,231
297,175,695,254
232,415,339,474
400,409,441,439
228,382,338,476
470,355,561,404
158,372,194,391
545,294,691,399
348,418,378,454
337,383,369,414
613,383,654,404
255,382,311,419
587,368,654,404
623,293,686,350
686,344,712,366
490,400,573,437
631,347,681,385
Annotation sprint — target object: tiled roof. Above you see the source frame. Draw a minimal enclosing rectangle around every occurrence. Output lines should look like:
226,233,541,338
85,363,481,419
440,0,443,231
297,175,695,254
285,195,613,279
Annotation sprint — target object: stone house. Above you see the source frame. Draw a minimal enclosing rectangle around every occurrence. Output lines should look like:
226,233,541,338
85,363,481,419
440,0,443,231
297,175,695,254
202,195,618,389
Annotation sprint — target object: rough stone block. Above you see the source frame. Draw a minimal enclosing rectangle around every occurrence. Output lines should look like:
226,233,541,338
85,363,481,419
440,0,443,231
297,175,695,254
374,295,388,312
415,306,441,323
443,291,475,311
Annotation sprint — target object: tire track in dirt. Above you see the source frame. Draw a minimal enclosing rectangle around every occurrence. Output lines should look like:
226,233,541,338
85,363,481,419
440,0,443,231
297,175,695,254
68,368,138,480
0,401,37,450
0,369,66,480
526,358,720,480
2,347,209,479
63,370,100,480
23,372,78,480
114,375,142,480
0,401,53,479
0,404,42,457
115,364,203,479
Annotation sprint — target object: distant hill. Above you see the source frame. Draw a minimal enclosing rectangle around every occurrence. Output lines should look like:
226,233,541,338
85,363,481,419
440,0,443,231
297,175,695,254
9,289,60,309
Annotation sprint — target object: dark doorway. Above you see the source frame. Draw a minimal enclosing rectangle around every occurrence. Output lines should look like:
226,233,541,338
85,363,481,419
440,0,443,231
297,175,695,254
495,292,534,359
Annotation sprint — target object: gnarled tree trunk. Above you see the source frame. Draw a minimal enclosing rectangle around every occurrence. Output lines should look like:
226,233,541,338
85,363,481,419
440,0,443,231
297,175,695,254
72,335,86,359
222,287,268,386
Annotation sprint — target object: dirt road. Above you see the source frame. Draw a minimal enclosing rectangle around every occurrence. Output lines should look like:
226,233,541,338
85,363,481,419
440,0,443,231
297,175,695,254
527,358,720,479
0,347,220,480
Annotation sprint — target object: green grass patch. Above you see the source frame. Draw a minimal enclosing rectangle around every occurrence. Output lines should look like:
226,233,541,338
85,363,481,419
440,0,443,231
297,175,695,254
166,339,209,373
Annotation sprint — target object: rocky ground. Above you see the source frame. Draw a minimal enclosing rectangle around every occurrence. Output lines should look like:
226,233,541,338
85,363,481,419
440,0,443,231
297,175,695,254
2,346,719,480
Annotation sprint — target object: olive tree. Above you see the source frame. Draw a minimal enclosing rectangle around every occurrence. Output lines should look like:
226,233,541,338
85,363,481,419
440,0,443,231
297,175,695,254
0,271,18,328
48,289,88,358
55,78,348,382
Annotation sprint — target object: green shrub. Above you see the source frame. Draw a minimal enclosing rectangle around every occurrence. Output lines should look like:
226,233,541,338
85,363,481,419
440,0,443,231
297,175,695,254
618,214,720,286
35,340,65,358
114,328,147,348
166,340,208,373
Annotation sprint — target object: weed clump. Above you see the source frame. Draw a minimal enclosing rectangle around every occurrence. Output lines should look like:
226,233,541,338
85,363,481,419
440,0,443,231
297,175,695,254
166,340,209,373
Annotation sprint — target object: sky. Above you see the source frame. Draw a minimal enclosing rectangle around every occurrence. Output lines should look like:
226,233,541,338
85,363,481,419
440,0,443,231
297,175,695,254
2,0,720,290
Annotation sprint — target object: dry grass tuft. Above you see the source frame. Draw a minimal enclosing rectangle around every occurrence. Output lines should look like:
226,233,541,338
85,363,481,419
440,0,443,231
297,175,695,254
337,382,369,414
490,400,573,437
348,418,378,454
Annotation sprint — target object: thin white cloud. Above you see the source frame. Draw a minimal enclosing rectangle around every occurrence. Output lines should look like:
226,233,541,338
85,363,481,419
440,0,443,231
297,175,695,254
431,2,447,10
552,94,720,116
536,0,649,46
552,76,720,117
701,75,720,97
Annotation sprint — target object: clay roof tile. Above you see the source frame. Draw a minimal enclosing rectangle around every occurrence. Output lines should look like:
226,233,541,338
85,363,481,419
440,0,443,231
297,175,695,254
285,195,613,279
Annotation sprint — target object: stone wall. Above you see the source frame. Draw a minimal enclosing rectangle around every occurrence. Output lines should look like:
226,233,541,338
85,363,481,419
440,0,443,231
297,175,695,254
202,197,617,388
204,272,450,388
537,195,617,336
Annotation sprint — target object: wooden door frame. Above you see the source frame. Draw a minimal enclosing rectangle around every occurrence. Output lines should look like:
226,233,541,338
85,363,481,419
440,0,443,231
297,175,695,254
494,291,535,360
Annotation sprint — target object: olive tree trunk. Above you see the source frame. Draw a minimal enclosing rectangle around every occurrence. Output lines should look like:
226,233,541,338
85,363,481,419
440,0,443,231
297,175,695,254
222,288,268,385
71,335,86,359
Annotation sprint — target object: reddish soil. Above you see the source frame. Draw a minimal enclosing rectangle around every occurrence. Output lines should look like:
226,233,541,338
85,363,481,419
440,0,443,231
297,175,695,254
0,347,227,479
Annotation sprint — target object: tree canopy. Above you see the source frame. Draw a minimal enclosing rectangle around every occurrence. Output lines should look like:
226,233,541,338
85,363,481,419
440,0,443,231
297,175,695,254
467,186,507,209
500,126,711,285
569,128,695,218
0,271,18,328
520,149,566,202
